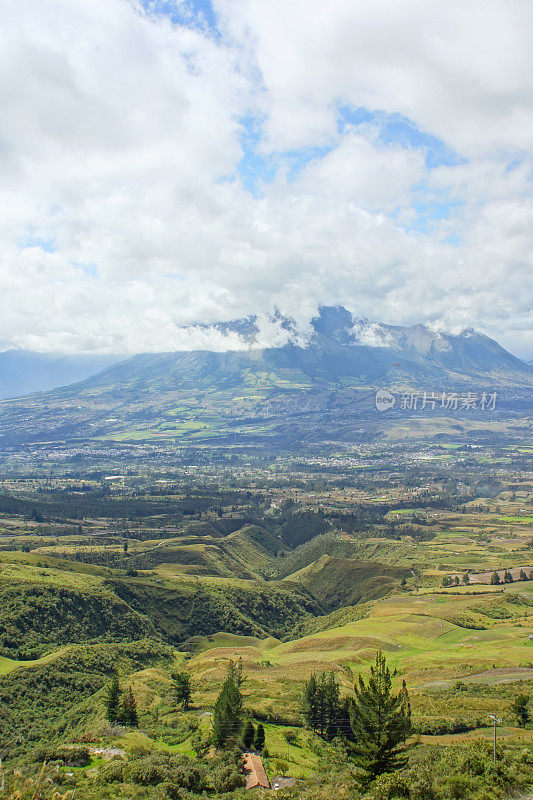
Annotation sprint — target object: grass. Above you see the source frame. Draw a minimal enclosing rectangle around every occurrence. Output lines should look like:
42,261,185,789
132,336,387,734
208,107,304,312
181,588,533,728
0,646,69,675
261,723,321,778
0,487,532,774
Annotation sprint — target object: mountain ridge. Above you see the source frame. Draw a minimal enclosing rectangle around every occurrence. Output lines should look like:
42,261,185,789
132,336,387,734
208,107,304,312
0,307,530,446
68,305,533,394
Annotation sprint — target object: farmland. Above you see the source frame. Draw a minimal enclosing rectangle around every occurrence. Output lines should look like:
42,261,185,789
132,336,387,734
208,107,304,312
0,430,531,798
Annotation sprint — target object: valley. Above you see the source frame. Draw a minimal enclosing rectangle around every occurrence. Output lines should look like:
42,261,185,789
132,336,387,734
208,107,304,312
0,427,531,798
0,308,531,798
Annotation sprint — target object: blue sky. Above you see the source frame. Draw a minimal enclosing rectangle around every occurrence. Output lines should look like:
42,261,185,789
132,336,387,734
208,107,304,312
141,0,220,37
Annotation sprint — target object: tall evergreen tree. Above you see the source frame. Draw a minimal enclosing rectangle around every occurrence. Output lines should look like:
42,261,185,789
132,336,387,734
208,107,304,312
253,722,265,752
242,718,255,750
511,694,530,728
324,672,342,740
172,672,192,710
105,674,121,723
302,673,319,732
212,661,244,748
119,687,139,727
350,651,412,784
302,671,344,740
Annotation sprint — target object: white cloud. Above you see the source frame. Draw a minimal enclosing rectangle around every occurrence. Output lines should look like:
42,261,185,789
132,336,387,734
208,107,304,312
0,0,532,358
350,322,395,348
217,0,533,155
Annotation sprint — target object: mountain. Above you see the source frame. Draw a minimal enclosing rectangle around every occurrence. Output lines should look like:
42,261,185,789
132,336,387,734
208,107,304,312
0,351,123,399
77,305,532,392
0,307,531,446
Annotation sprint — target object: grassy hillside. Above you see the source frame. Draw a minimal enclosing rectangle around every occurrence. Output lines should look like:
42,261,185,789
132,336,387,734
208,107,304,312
284,554,408,610
0,473,531,798
0,550,322,659
183,585,533,727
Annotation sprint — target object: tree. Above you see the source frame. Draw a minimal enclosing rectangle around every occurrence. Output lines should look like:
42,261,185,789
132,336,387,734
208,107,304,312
504,570,513,583
302,673,319,732
519,569,528,581
119,687,139,727
490,571,501,585
462,573,470,585
253,723,265,752
301,671,345,739
242,719,255,750
511,694,530,728
212,662,244,748
349,651,412,785
105,674,121,723
172,672,192,710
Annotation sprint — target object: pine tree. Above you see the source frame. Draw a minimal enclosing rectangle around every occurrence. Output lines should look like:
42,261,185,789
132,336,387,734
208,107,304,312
302,673,319,732
172,672,192,710
519,569,528,581
490,571,501,585
119,687,139,727
323,672,341,740
253,723,265,752
302,672,342,740
349,651,412,784
105,674,121,723
242,718,255,750
511,694,530,728
212,661,244,748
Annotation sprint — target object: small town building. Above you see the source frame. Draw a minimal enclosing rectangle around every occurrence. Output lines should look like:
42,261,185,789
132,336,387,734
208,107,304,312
243,753,270,790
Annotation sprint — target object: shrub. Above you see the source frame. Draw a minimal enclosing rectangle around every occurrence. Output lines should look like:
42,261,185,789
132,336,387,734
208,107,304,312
156,782,195,800
98,761,124,784
125,754,208,792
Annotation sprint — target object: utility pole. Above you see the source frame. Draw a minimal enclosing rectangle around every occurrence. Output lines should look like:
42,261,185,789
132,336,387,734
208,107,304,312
488,714,502,765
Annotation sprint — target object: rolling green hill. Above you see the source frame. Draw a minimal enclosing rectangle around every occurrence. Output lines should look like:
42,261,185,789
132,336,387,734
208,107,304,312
284,555,409,610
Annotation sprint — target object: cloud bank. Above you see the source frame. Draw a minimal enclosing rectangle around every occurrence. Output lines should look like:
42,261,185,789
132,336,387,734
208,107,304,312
1,0,532,357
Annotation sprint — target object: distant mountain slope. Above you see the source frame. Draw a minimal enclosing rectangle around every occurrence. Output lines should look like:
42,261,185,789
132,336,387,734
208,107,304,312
0,351,123,399
0,307,531,445
61,305,533,394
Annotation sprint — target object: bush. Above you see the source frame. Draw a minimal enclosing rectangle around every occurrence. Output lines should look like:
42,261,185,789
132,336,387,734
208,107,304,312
98,760,124,783
211,765,245,793
156,782,195,800
124,754,208,792
125,754,170,785
47,745,90,765
283,730,299,745
365,739,532,800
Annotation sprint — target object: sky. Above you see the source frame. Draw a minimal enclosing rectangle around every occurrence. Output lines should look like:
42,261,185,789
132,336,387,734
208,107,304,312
1,0,532,358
